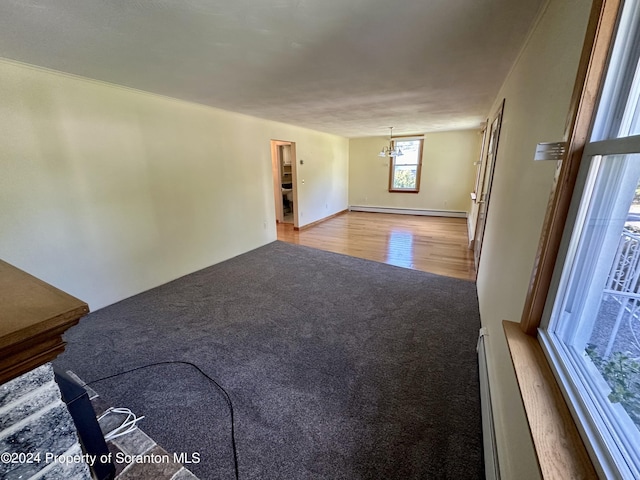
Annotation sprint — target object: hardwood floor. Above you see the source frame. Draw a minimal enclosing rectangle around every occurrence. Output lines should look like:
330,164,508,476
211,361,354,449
276,211,476,281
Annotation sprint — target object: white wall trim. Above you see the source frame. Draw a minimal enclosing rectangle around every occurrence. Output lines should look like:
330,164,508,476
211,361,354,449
349,205,467,218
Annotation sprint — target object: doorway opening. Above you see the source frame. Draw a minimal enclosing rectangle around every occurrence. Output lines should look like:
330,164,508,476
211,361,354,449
271,140,298,228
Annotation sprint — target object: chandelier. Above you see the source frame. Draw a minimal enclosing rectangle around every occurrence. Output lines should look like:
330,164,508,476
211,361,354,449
378,127,403,157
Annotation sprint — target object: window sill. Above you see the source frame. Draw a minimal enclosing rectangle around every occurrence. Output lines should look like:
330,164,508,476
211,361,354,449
502,320,597,479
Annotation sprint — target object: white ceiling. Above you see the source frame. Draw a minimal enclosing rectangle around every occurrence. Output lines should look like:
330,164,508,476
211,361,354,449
0,0,544,137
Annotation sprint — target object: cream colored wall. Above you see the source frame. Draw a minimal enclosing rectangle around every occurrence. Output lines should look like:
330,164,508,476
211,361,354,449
295,134,349,226
0,59,348,310
475,0,593,478
349,130,480,214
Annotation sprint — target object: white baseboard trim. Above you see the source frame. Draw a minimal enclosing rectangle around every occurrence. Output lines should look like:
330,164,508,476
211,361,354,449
348,205,467,218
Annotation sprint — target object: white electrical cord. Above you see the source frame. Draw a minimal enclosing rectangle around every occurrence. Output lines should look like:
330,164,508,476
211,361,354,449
98,407,145,441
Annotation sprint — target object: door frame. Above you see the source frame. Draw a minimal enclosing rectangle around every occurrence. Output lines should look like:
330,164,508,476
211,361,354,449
270,140,298,228
473,99,505,269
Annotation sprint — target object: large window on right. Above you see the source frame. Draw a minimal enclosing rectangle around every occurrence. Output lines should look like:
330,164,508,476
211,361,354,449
540,1,640,478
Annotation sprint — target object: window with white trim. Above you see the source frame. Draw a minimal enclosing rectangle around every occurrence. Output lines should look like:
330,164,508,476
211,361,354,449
541,2,640,478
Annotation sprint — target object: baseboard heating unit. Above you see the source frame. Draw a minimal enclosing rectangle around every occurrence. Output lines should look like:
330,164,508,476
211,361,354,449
477,327,500,480
348,206,467,218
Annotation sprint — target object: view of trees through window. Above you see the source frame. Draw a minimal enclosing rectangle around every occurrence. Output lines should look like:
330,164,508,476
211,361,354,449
390,139,422,191
392,167,417,189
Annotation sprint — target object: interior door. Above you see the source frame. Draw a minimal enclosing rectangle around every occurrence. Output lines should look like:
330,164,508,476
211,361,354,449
474,100,505,269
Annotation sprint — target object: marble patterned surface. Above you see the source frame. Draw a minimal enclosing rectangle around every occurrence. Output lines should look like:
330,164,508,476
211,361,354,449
0,380,61,431
0,364,91,480
0,364,55,405
38,444,94,480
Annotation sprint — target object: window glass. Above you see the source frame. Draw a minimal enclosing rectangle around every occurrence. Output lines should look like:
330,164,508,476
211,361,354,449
389,139,423,192
591,1,640,141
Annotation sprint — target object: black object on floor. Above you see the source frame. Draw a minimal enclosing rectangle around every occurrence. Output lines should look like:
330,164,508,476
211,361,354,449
55,368,115,480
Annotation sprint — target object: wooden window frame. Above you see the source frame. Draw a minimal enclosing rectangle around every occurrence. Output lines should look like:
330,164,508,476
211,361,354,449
520,0,621,336
502,0,623,478
388,137,424,193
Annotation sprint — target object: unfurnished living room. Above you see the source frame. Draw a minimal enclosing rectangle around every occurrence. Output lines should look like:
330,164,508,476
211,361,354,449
2,1,639,479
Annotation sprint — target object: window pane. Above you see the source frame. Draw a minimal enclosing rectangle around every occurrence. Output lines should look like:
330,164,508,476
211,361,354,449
548,153,640,477
392,165,417,189
394,140,421,165
584,175,640,430
591,0,640,141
